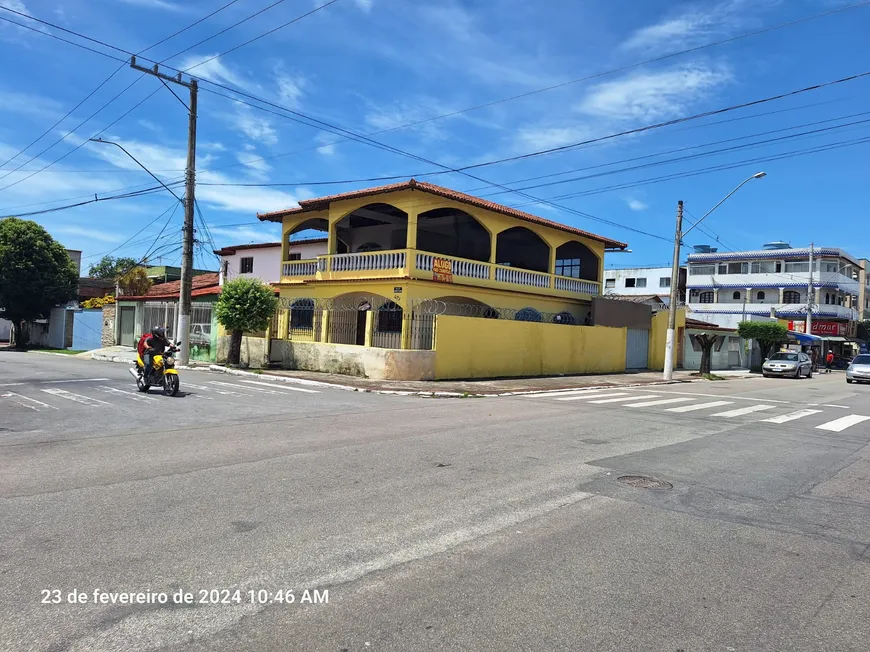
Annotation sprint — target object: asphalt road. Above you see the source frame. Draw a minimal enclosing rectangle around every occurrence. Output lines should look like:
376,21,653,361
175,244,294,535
2,352,869,651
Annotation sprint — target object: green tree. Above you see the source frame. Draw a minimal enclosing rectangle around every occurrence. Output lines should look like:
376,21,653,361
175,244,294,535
117,266,151,296
692,332,719,376
737,321,789,360
88,255,139,279
214,277,278,365
0,218,78,348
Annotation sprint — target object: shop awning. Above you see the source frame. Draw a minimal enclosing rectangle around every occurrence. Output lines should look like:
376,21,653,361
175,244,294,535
822,336,848,342
788,331,823,345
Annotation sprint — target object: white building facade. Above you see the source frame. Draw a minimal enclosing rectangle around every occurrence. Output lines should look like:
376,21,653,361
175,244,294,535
215,238,327,285
604,266,686,303
686,243,860,337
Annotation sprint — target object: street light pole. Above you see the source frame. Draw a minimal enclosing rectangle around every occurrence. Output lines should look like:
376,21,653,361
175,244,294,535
663,172,767,381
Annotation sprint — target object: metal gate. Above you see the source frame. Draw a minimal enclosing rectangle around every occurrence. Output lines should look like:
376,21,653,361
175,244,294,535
119,306,136,347
625,328,650,369
72,309,103,351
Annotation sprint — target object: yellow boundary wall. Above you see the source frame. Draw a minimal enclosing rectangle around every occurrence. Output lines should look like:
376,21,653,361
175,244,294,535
433,315,627,379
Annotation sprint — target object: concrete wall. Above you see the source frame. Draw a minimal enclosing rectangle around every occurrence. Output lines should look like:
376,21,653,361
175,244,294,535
433,315,627,379
0,318,10,341
270,340,435,380
217,335,269,368
682,332,745,370
591,297,651,329
224,246,283,284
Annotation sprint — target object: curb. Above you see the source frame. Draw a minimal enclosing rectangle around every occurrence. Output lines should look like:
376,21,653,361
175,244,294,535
28,350,86,359
91,353,198,371
208,365,362,392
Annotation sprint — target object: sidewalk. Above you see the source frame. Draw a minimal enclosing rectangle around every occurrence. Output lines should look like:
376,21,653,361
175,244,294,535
224,367,756,395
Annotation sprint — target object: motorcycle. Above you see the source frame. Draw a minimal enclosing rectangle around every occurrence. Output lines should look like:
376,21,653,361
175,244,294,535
129,343,181,396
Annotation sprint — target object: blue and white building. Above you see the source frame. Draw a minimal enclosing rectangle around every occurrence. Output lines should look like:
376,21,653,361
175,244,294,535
685,242,861,334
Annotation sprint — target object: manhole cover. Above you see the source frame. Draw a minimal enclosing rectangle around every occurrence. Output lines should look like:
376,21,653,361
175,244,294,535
617,475,673,490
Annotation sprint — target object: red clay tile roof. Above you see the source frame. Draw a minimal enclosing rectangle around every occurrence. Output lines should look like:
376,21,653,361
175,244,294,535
685,318,735,332
257,179,628,249
122,272,220,301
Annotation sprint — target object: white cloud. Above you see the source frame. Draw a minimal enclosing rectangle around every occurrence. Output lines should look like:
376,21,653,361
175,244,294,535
273,65,307,109
0,90,63,122
315,133,336,156
118,0,185,12
354,0,373,11
514,125,598,151
230,106,278,147
210,224,280,243
53,225,123,243
577,63,732,122
177,54,255,91
622,0,781,53
235,150,271,179
626,199,648,212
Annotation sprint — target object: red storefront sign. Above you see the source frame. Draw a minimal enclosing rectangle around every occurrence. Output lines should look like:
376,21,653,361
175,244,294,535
788,320,846,336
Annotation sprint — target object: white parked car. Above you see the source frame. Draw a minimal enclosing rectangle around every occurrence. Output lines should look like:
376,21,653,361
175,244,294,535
846,354,870,384
762,352,813,379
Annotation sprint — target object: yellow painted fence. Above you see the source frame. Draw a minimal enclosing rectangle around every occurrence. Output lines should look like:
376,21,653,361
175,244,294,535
433,315,627,379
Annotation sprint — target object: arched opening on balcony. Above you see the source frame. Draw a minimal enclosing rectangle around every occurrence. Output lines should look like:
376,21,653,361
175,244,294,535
416,207,491,262
495,227,550,273
286,218,328,260
554,241,600,281
334,203,408,254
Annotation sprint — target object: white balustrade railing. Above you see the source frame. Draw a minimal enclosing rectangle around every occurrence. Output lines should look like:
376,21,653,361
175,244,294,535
282,260,318,277
554,276,600,295
495,265,550,289
416,253,489,280
330,251,406,273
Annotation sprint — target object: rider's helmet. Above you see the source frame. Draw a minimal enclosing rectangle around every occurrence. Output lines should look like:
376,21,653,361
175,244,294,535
153,326,166,339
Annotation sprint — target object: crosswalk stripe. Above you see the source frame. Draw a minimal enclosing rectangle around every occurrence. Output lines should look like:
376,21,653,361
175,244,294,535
238,380,319,393
626,397,695,408
666,400,734,413
207,381,259,395
41,388,110,406
97,386,155,402
553,391,624,401
589,394,659,404
1,391,57,411
816,415,870,432
711,404,775,418
762,409,823,424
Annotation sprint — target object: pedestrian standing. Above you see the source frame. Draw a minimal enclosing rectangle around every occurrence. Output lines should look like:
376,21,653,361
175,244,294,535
825,350,834,373
811,349,818,372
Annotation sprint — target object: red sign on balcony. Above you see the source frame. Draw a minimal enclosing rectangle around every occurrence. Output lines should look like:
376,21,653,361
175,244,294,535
433,258,453,283
788,320,846,336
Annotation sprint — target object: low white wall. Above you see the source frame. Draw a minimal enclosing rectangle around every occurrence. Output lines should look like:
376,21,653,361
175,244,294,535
270,340,435,380
0,318,10,341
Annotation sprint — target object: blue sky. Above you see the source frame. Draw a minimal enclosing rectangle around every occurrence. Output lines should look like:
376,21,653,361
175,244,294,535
0,0,868,273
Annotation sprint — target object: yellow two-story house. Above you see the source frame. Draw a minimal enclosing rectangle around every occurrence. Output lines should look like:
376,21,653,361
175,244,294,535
255,179,649,379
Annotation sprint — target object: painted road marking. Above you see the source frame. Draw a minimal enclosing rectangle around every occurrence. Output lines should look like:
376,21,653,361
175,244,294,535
816,415,870,432
822,404,850,409
0,382,25,387
666,400,734,413
97,386,155,402
38,378,110,383
207,381,260,395
530,390,611,399
1,392,58,411
589,394,660,404
622,389,792,404
238,380,320,394
711,404,775,418
553,391,623,401
626,397,695,408
762,409,823,424
41,388,110,406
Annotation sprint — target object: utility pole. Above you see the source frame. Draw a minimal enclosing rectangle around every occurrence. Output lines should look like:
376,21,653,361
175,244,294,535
130,56,197,365
663,200,684,381
806,242,814,340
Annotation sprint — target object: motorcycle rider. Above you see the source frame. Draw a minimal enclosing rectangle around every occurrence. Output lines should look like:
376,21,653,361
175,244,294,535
142,327,170,383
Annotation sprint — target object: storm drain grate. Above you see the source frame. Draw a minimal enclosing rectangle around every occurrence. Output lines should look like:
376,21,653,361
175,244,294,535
617,475,673,490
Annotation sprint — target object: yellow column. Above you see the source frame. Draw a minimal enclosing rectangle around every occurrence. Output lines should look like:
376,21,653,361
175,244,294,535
400,312,411,349
364,311,374,347
320,309,330,343
278,309,289,340
406,210,418,249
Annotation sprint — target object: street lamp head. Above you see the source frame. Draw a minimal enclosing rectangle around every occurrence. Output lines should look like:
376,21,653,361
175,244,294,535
752,171,767,179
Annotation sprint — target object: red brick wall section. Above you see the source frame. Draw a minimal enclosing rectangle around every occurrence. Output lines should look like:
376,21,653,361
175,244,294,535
101,304,116,348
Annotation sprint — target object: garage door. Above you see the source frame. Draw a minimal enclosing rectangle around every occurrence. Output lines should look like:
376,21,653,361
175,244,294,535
626,328,649,369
